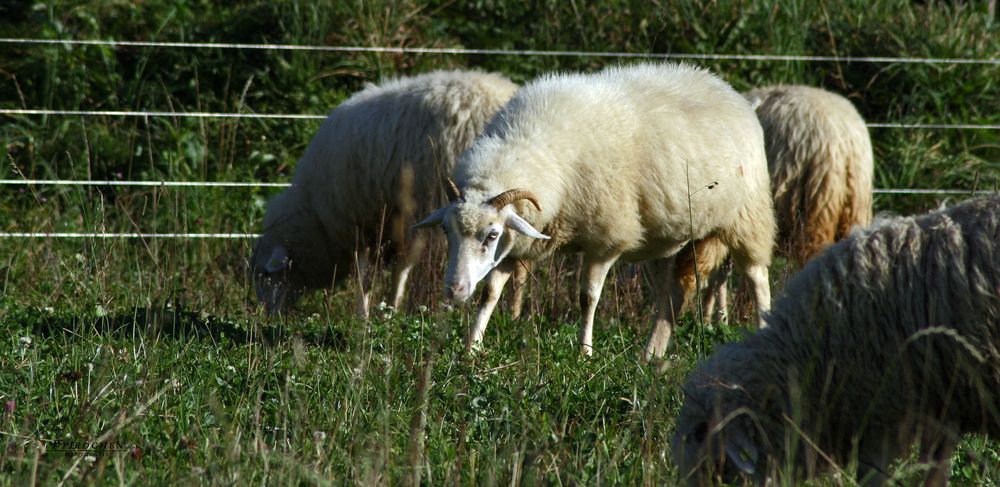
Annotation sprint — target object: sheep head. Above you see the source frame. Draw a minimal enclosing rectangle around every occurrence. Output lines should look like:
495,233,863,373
672,353,772,486
252,239,302,314
415,187,549,302
251,205,334,315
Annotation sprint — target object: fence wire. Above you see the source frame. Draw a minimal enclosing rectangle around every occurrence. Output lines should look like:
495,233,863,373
1,180,994,194
0,232,258,239
2,38,999,65
4,109,1000,130
2,37,997,239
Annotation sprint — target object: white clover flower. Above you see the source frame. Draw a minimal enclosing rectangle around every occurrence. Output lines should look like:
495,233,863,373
18,336,31,347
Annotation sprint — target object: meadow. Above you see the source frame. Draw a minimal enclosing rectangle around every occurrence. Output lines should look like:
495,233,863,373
1,1,999,484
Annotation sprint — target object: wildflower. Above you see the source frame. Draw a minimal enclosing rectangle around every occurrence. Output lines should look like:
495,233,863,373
18,336,31,347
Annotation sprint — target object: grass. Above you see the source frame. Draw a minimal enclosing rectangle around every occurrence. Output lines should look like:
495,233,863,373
0,263,726,485
1,0,999,484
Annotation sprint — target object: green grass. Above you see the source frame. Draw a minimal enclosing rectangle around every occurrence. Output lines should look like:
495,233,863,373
0,275,725,485
1,0,999,484
2,242,998,485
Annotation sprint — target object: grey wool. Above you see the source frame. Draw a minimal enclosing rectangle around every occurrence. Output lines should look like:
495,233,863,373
673,193,1000,486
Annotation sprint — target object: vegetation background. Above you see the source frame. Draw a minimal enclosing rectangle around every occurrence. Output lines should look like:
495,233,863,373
1,0,998,485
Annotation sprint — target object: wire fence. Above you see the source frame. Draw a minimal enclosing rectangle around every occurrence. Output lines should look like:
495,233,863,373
2,38,999,65
0,232,259,239
4,108,1000,131
1,179,996,194
2,37,997,240
2,184,994,239
0,179,291,188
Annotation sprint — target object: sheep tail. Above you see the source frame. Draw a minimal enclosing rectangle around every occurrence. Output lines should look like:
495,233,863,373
835,142,874,241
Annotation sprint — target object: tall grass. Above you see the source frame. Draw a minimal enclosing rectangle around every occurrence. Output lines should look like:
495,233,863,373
1,0,998,484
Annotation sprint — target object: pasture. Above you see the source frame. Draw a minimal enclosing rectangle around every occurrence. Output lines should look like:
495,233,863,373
1,1,999,485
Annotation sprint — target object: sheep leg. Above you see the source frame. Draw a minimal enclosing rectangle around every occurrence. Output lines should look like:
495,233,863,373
389,263,413,310
643,256,683,361
353,248,373,320
920,438,956,487
918,421,958,487
743,263,771,327
467,258,515,352
578,255,618,356
390,233,426,310
714,279,729,322
509,259,532,320
702,261,733,324
700,285,717,323
856,438,893,487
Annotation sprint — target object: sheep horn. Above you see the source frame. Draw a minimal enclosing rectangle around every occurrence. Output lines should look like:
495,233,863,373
445,178,463,202
488,189,542,212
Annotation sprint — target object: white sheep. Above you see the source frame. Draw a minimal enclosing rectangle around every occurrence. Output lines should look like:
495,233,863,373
676,84,874,322
416,62,776,359
252,70,518,317
672,193,1000,486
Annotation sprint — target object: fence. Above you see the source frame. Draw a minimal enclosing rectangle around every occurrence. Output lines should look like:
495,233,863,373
1,39,997,239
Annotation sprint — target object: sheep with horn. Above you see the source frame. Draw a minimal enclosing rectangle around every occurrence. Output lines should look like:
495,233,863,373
417,62,776,359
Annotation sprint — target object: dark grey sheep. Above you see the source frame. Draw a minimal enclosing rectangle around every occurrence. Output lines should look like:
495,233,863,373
673,193,1000,486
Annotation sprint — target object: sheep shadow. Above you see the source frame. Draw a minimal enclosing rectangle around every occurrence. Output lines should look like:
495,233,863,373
24,305,346,350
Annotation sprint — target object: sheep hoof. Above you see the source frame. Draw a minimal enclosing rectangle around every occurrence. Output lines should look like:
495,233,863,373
465,340,485,355
642,356,672,374
579,344,594,357
717,311,729,325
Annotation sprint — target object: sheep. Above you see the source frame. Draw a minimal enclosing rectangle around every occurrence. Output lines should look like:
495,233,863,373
675,84,874,323
672,193,1000,486
415,62,777,359
252,70,518,317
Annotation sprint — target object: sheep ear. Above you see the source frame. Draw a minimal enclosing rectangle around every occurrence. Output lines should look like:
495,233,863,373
414,207,448,229
745,94,764,111
724,424,759,476
505,213,550,240
265,245,290,273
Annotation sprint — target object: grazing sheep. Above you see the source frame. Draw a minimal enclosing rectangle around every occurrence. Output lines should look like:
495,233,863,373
416,62,776,359
252,70,518,316
676,84,874,322
672,194,1000,486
